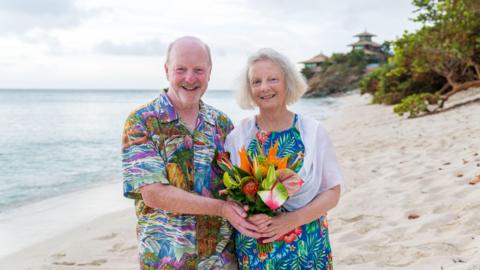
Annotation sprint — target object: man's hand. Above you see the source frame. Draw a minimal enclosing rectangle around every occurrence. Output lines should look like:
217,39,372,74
221,201,261,238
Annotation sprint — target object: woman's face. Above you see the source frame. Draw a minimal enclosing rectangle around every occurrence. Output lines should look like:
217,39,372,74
248,59,287,111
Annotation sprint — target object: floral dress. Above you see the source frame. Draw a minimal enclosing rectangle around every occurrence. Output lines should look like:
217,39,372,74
235,114,333,270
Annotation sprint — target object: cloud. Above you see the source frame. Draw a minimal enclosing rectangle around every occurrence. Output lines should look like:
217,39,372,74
18,33,63,54
0,0,104,34
0,0,421,89
0,0,77,15
94,39,168,56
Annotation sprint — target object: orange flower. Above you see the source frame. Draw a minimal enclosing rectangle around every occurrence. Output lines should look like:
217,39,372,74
265,141,289,169
276,156,288,169
266,141,279,164
258,252,268,261
238,147,252,173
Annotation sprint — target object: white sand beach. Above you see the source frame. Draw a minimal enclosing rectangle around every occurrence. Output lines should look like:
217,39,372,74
327,89,480,269
1,90,479,269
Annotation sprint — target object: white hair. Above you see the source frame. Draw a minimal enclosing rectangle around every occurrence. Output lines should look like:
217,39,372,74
235,48,307,110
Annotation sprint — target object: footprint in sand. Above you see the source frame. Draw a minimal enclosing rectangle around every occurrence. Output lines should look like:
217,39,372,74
108,242,123,252
339,254,366,265
339,214,383,223
109,243,138,253
94,232,117,240
50,253,66,259
120,245,138,252
52,261,76,266
76,259,108,266
337,231,365,242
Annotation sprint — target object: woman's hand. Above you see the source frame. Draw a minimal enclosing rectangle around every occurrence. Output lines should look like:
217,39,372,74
248,214,272,233
221,201,261,239
256,212,300,243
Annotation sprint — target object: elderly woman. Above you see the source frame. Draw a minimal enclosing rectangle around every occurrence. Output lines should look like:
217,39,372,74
225,48,343,269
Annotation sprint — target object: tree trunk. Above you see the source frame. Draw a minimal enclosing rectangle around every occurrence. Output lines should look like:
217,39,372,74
437,82,452,95
439,80,480,108
474,64,480,79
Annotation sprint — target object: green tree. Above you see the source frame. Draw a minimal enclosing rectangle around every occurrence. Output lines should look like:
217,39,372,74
360,0,480,117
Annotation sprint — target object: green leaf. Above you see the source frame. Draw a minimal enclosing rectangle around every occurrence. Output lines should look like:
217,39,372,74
223,172,238,189
261,165,276,190
233,165,250,178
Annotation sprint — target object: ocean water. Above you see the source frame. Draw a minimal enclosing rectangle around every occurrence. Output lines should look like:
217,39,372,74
0,89,339,212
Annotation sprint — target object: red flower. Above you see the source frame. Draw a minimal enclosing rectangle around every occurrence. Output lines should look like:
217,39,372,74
293,226,303,236
241,179,259,197
216,152,233,171
283,233,297,244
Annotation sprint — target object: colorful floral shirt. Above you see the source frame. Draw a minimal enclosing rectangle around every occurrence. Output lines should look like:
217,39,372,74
122,92,235,270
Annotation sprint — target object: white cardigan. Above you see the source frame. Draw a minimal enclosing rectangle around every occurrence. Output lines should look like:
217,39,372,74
225,114,343,211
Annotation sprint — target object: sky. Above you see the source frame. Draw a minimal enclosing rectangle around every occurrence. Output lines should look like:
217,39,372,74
0,0,420,90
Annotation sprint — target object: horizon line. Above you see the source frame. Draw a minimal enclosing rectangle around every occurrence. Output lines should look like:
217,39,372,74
0,88,233,91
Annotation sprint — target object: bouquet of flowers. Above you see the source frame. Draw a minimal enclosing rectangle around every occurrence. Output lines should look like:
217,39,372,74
216,142,304,252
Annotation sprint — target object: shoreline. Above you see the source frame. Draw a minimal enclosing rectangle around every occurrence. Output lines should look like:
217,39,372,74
1,90,480,269
0,182,132,260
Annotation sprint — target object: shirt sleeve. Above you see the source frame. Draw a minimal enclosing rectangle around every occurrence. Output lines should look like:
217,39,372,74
219,114,234,141
122,111,168,199
318,128,343,194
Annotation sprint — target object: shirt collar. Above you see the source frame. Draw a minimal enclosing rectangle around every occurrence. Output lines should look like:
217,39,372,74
155,89,216,126
198,100,216,126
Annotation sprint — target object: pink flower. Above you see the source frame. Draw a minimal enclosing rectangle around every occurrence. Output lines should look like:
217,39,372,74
256,130,270,145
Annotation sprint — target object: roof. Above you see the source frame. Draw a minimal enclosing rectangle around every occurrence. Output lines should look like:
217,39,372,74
300,53,329,64
348,40,382,47
354,31,376,37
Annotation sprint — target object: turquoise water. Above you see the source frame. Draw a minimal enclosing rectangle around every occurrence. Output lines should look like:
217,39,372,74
0,89,339,211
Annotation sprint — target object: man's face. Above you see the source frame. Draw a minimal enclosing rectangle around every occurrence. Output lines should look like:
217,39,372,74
165,41,211,107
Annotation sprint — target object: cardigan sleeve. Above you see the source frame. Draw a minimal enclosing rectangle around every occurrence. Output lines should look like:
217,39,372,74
317,127,343,194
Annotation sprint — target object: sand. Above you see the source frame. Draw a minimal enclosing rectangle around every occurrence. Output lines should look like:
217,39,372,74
326,89,480,270
1,89,479,269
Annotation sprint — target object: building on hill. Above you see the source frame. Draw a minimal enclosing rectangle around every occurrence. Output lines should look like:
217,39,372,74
349,30,386,66
299,53,329,73
300,30,388,77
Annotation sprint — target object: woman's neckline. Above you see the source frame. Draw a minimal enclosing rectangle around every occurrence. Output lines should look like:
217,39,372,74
254,113,298,133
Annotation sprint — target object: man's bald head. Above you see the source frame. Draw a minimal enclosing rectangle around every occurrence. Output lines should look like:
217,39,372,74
165,36,212,68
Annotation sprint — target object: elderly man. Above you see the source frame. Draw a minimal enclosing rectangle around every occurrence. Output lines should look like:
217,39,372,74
122,36,258,269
